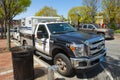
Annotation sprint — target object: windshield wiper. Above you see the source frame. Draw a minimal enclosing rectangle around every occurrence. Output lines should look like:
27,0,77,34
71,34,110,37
52,30,76,34
53,32,66,34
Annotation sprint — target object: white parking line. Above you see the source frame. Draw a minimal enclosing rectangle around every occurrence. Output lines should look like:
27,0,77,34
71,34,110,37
100,63,114,80
11,39,21,46
0,70,13,75
0,58,42,76
34,56,50,68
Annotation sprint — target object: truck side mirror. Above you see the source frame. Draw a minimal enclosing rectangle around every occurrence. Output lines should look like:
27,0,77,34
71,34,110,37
92,27,95,30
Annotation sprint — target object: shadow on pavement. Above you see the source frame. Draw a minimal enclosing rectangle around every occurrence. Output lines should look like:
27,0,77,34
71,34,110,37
105,38,114,41
105,56,120,67
75,64,104,79
102,56,120,80
35,55,105,79
35,54,120,79
34,67,47,79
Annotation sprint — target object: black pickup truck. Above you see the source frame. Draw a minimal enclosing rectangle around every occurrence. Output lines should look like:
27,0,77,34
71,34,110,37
20,22,106,76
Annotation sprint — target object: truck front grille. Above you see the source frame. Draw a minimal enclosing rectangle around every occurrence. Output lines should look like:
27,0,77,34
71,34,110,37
86,37,105,56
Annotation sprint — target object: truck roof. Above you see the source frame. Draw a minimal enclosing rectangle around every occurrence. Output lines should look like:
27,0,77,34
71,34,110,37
37,22,68,25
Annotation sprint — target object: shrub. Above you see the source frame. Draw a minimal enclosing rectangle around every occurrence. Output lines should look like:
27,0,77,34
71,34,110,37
115,29,120,33
110,23,118,30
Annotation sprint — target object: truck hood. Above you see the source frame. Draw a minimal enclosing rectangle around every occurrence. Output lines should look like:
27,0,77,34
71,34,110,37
51,31,101,44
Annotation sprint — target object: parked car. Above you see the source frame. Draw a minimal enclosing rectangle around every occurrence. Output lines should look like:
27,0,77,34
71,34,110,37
10,29,15,38
79,24,114,39
11,27,20,41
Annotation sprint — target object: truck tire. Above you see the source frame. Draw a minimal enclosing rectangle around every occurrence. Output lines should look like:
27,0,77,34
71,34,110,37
54,53,73,76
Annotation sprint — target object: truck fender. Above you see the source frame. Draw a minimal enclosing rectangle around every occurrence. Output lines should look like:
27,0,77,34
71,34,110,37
50,44,75,58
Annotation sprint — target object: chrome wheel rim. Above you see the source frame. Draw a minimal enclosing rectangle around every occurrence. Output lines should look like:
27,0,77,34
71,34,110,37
56,58,67,73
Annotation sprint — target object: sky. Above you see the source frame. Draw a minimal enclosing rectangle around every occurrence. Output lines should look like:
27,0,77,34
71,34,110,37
14,0,83,19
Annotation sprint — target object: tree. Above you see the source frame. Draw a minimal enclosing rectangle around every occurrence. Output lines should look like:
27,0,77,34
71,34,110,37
68,6,92,26
68,7,80,26
35,6,59,16
0,0,31,50
102,0,120,25
0,7,4,38
82,0,98,23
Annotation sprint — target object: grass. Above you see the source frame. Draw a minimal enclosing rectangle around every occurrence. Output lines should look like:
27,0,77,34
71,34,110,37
115,29,120,33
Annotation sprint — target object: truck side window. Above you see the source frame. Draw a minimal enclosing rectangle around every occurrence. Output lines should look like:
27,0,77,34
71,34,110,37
37,25,48,38
88,25,94,29
83,25,87,29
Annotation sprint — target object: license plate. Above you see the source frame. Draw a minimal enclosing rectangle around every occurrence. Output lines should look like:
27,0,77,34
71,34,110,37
100,56,104,62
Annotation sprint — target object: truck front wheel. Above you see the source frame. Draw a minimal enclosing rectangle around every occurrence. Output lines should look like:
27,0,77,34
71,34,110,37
54,53,73,76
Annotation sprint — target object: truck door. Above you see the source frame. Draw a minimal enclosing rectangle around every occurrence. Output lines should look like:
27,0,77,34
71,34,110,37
82,24,88,33
87,24,96,34
35,25,49,54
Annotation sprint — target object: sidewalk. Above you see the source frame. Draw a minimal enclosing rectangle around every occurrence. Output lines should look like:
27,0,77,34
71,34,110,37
0,39,48,80
0,52,13,80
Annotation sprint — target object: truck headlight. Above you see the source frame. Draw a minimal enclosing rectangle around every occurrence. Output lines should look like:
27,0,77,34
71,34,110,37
70,43,84,57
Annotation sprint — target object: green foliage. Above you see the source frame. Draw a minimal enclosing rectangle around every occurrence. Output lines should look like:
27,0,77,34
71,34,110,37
68,0,98,25
0,0,31,50
109,23,118,30
82,0,98,23
68,6,92,25
102,0,120,24
115,29,120,33
0,0,31,19
35,6,59,16
68,7,80,25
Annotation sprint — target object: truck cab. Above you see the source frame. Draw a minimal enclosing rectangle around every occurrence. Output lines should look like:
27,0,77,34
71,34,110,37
20,22,106,76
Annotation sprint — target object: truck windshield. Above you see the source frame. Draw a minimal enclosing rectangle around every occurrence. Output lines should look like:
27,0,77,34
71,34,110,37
93,24,100,28
47,23,76,34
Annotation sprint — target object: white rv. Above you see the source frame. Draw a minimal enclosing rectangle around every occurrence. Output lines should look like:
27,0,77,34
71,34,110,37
20,16,61,33
21,16,61,26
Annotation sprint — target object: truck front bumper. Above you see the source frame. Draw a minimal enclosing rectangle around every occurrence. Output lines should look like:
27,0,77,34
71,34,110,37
70,49,106,69
105,32,114,39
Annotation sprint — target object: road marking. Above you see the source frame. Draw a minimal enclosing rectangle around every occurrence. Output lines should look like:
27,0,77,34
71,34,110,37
0,63,38,76
11,39,21,46
100,63,114,80
0,70,13,75
34,55,50,68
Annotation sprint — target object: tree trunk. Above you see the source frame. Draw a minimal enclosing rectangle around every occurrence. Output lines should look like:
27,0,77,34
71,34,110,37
4,20,7,38
92,15,95,23
7,19,11,51
1,24,4,39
